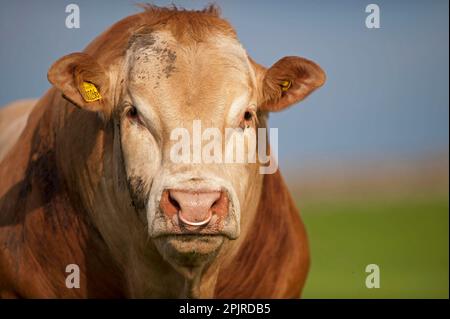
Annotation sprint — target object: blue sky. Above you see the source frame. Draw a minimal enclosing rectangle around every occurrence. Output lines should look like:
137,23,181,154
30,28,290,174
0,0,448,169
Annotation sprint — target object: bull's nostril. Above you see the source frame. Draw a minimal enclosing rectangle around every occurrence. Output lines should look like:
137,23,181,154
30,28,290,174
211,198,220,209
168,193,181,210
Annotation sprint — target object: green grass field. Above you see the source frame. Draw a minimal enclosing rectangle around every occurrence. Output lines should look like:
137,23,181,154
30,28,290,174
299,196,449,298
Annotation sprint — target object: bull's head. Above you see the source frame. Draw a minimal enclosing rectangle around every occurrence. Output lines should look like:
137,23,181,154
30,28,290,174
47,6,324,296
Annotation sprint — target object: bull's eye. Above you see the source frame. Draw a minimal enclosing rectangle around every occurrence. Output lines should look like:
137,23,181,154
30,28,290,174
126,106,139,119
240,109,256,129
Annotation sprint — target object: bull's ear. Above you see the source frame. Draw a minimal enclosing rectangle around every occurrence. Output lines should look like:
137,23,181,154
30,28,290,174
47,52,110,114
257,56,325,112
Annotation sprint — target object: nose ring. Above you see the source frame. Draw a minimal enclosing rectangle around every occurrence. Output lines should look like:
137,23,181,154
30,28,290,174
178,211,212,227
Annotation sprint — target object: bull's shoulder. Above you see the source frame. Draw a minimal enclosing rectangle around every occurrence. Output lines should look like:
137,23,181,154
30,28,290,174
215,170,310,298
0,99,37,163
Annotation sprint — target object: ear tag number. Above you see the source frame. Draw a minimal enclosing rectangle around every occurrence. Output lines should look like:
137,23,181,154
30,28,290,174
280,80,292,92
81,82,102,102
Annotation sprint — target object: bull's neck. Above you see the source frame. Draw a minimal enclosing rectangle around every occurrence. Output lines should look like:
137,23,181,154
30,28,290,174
2,90,125,297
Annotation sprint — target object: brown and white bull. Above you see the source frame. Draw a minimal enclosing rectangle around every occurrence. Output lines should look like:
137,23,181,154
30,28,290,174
0,5,325,298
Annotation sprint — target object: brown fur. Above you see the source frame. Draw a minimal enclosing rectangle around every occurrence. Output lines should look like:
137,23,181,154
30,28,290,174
83,4,236,69
0,92,125,298
215,171,309,298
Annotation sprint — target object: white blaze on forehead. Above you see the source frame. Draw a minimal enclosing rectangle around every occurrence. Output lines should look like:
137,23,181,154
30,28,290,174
211,35,257,122
211,35,248,65
124,30,257,127
211,35,257,89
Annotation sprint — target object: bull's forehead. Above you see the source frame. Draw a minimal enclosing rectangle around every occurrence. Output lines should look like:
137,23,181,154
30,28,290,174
125,30,255,129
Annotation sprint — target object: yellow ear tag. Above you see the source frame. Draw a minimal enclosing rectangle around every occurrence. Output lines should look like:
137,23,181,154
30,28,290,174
280,80,292,92
81,81,102,102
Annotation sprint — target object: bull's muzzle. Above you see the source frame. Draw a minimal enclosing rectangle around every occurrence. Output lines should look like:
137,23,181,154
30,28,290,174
160,189,229,229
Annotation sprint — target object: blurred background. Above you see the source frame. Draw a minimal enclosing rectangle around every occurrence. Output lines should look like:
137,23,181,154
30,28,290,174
0,0,448,298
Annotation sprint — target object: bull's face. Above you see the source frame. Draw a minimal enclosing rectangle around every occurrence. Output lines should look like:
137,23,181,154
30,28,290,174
48,25,325,280
119,31,260,272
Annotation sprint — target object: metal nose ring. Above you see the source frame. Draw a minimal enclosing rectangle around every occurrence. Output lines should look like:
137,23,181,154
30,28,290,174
178,211,212,227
